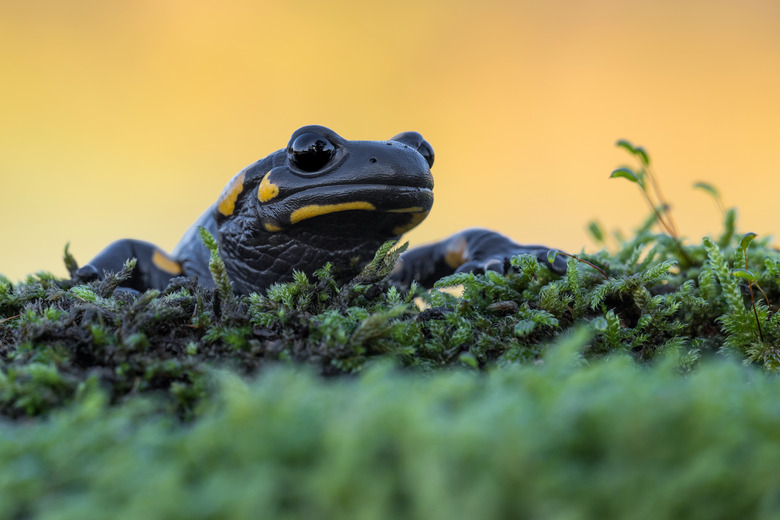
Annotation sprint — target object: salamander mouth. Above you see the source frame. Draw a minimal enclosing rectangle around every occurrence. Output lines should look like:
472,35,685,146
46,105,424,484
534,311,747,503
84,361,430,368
258,183,433,233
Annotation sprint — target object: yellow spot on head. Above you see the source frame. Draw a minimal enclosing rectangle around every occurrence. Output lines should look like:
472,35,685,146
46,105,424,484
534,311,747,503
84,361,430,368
290,201,376,224
264,222,282,232
152,250,183,275
217,172,246,216
258,172,280,203
392,210,430,235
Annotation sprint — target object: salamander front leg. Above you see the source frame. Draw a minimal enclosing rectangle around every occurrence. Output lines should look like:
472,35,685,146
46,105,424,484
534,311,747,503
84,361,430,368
391,228,567,288
75,239,183,292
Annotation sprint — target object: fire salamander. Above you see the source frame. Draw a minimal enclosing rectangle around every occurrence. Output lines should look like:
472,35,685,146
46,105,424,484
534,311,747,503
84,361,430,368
77,125,565,293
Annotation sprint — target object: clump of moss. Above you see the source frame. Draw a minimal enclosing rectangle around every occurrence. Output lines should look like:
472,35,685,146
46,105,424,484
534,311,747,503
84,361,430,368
3,143,780,418
3,342,780,520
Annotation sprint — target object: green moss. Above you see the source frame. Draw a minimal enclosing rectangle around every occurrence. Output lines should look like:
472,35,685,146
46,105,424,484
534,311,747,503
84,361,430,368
1,347,780,519
4,142,780,515
3,200,780,416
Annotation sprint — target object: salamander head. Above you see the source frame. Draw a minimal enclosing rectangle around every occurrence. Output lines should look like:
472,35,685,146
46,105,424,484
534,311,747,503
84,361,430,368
213,125,435,293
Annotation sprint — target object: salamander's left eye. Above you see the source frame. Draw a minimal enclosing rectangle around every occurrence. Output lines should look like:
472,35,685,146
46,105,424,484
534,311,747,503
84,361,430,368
288,132,336,172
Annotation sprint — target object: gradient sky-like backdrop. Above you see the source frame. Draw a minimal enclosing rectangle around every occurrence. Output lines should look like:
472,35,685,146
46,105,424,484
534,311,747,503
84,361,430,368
2,0,780,281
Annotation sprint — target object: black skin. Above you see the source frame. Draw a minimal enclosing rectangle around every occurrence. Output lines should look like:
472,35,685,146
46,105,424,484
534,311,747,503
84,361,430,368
76,125,566,294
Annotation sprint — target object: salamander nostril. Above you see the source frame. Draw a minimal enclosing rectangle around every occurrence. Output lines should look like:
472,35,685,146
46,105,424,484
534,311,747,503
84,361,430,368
369,157,377,163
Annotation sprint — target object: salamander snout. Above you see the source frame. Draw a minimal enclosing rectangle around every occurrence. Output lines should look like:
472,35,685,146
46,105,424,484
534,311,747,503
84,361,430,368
390,131,434,168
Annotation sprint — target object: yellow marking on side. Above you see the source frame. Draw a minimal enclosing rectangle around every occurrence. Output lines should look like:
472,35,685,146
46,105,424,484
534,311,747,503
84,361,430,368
289,201,376,224
392,210,430,235
152,250,183,275
217,172,246,216
258,172,280,203
387,206,424,213
264,222,282,232
444,236,470,269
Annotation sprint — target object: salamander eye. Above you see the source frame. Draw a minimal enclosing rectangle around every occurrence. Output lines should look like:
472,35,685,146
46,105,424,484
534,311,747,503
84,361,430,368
288,132,336,172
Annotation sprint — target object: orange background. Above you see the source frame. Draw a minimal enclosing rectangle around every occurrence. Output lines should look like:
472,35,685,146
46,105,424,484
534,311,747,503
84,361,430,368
2,0,779,281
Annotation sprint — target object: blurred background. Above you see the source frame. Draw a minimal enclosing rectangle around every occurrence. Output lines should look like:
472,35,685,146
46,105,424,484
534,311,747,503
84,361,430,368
2,0,779,281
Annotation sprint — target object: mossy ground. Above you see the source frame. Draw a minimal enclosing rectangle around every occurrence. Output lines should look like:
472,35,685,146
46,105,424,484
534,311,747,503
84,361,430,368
3,342,780,519
3,206,779,417
3,165,780,516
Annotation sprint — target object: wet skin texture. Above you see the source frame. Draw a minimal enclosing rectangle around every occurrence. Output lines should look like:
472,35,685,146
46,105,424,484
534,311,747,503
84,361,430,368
77,125,565,294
